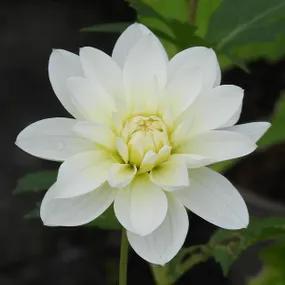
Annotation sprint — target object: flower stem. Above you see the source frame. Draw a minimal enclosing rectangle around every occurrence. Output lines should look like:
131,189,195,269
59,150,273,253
189,0,198,25
119,230,129,285
151,265,172,285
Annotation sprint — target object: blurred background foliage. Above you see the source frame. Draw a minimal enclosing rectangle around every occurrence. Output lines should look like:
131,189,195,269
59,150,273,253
13,0,285,284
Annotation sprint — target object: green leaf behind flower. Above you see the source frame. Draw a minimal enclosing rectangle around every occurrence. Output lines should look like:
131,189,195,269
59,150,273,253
14,170,57,194
153,217,285,284
259,94,285,148
80,22,132,33
206,0,285,67
248,242,285,285
15,170,120,230
207,0,285,50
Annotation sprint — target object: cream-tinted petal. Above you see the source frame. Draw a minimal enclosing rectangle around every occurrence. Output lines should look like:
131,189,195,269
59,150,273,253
150,157,189,190
123,34,167,96
73,121,115,150
175,167,249,229
139,151,158,173
188,85,244,133
114,175,168,236
116,138,129,163
48,49,83,118
112,23,155,67
163,67,202,117
67,76,115,124
79,47,123,100
40,183,115,226
224,122,271,143
127,193,188,265
169,47,220,91
108,163,137,188
171,154,212,169
15,118,94,161
177,130,256,164
54,151,114,198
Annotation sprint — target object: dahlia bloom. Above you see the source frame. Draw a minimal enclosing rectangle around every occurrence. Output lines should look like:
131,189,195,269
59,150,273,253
16,23,270,265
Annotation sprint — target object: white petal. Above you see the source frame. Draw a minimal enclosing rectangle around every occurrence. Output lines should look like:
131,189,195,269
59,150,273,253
150,158,189,190
221,104,242,128
79,47,123,99
108,163,137,188
189,85,244,133
178,130,256,164
127,193,188,265
15,118,94,161
156,145,172,165
73,121,115,149
40,183,115,226
54,151,114,198
163,66,202,117
67,76,115,124
48,49,83,118
224,122,271,143
171,154,212,169
168,47,220,91
112,23,152,67
123,33,168,97
127,76,160,114
116,138,129,163
140,151,158,173
175,167,249,229
114,175,167,236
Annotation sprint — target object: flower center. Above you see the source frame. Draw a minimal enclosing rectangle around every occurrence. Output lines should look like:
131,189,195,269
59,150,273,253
121,115,169,166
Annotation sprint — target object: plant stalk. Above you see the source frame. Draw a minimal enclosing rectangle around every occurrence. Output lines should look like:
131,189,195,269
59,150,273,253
119,230,129,285
151,265,172,285
189,0,198,25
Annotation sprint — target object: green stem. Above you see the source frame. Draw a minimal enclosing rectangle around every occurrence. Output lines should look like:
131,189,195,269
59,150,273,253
119,230,129,285
189,0,198,25
151,265,172,285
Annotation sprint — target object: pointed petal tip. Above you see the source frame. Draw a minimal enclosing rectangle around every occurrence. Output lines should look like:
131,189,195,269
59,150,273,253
50,48,70,58
261,121,272,130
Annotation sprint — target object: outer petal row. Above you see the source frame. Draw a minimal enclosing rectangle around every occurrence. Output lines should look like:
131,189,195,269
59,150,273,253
176,130,256,164
175,167,249,229
15,118,94,161
40,167,249,264
48,49,83,118
114,175,168,236
127,193,189,265
40,183,115,226
168,46,221,91
54,150,115,198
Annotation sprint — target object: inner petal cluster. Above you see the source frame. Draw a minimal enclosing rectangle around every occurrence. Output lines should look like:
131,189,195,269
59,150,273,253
119,115,170,167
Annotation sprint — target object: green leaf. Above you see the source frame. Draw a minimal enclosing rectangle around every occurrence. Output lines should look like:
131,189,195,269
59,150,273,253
24,203,41,219
16,170,120,230
207,0,285,51
157,217,285,284
248,242,285,285
14,170,57,194
209,217,285,275
88,206,121,230
195,0,222,37
205,0,285,67
128,0,188,21
259,94,285,148
25,202,120,230
127,0,205,57
231,36,285,64
80,22,132,33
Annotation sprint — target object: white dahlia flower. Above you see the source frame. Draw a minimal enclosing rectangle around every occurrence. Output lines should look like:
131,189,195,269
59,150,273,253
16,23,270,265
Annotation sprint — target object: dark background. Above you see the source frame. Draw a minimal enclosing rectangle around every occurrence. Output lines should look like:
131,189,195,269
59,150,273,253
1,1,285,284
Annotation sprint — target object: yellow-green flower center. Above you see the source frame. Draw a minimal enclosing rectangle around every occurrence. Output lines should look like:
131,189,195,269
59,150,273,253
121,115,169,166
